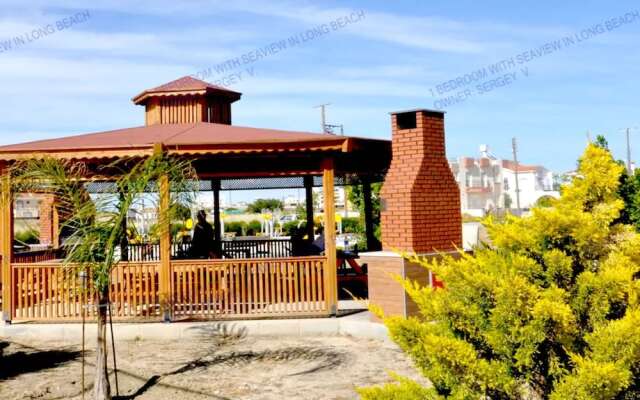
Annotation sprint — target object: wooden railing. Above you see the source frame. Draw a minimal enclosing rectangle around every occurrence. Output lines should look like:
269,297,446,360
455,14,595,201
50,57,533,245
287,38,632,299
13,248,63,264
170,257,328,319
11,262,161,320
221,239,292,259
126,239,293,261
10,256,330,321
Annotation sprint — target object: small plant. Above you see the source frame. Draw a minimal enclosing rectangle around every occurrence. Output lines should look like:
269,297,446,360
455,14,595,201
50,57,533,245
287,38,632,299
11,152,197,400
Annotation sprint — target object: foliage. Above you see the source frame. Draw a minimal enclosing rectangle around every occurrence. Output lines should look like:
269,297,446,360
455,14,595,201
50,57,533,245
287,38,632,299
247,219,261,235
225,221,246,236
503,192,513,209
592,134,640,230
295,203,307,221
341,217,362,234
367,144,640,399
358,374,439,399
281,220,302,236
348,182,382,246
246,198,283,213
225,220,263,236
173,203,192,220
10,153,197,399
534,195,556,208
14,227,40,244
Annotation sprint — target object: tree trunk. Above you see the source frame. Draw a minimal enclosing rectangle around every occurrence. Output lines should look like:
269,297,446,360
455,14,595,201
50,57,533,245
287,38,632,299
94,290,111,400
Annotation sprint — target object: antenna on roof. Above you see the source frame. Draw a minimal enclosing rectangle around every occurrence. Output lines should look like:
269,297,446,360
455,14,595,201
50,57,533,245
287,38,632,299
314,103,330,133
313,103,344,135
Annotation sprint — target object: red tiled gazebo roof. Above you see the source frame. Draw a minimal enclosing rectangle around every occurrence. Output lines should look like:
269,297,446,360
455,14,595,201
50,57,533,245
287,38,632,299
0,122,388,161
132,76,242,105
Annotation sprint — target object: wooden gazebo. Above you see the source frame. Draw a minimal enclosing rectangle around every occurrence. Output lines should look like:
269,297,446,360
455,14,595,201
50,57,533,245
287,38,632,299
0,76,390,323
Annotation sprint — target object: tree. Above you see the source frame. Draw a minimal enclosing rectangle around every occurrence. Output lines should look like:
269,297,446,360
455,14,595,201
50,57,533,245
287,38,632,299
347,182,382,245
503,192,512,209
592,134,640,229
360,144,640,399
11,153,196,399
246,198,283,213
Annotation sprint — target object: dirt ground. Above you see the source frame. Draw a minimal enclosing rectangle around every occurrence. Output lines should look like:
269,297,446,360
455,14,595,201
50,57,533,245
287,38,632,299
0,332,425,399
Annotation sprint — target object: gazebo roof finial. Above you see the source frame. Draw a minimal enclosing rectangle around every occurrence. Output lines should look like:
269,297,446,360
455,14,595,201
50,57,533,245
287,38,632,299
132,76,242,126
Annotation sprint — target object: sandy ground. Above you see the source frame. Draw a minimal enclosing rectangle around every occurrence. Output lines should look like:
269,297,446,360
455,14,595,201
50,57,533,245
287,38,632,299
0,332,425,399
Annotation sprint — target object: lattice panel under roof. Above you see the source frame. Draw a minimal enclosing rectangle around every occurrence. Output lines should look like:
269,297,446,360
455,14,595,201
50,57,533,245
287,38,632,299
84,173,385,194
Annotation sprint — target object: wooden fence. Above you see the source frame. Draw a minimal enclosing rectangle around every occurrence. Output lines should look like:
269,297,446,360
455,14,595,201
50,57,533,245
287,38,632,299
126,239,293,262
171,257,328,319
9,256,329,321
13,248,63,264
11,262,161,320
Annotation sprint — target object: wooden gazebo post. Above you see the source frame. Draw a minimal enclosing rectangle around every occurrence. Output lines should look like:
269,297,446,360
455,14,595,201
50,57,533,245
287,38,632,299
212,178,222,255
1,164,13,323
156,144,172,321
362,178,377,251
303,175,315,241
322,159,338,315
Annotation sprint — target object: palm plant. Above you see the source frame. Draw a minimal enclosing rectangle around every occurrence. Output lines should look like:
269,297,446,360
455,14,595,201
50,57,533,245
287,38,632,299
11,152,197,399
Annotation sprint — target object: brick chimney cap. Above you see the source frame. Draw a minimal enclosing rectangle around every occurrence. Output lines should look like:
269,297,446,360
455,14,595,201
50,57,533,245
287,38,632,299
389,108,446,116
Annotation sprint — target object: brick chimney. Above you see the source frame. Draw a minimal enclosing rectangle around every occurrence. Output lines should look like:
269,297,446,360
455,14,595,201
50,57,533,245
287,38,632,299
38,194,57,247
380,109,461,253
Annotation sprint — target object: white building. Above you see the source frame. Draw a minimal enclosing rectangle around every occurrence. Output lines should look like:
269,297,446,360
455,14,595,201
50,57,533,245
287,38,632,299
14,194,40,219
449,145,559,217
313,186,347,210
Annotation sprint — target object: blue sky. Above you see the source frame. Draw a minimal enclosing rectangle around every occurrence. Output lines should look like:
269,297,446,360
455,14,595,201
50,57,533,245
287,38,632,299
0,0,639,174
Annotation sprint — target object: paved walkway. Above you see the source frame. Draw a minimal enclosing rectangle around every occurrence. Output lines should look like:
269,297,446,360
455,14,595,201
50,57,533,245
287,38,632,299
1,302,389,343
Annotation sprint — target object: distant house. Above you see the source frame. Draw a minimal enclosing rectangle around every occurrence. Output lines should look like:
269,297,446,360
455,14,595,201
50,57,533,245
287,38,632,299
14,194,40,219
449,145,559,216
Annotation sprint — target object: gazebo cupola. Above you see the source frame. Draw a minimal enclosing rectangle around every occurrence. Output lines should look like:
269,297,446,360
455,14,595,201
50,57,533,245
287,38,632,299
132,76,242,126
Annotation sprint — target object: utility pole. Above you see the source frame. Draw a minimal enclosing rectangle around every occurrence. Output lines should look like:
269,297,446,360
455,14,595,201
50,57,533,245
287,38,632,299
511,137,521,213
621,127,638,174
314,103,331,133
626,128,632,174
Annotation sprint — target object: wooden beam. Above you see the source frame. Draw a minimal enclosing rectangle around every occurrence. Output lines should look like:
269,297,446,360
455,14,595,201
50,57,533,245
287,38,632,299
322,159,337,315
362,179,377,251
1,166,13,323
52,204,60,249
304,176,315,242
119,191,128,262
156,144,172,321
212,179,222,256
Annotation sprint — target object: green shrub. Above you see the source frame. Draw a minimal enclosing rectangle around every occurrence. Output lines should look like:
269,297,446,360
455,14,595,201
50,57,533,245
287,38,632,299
224,221,246,236
246,220,261,236
341,217,362,233
367,144,640,399
15,228,39,244
282,220,307,236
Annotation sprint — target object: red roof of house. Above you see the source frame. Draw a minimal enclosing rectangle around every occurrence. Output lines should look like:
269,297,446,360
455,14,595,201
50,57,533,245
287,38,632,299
501,160,539,172
132,76,242,104
0,122,388,160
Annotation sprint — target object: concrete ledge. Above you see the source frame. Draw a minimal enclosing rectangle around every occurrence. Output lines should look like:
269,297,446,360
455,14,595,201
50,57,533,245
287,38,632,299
0,313,390,344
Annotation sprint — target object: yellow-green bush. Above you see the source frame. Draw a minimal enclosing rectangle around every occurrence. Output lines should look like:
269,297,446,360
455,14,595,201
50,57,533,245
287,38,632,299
364,144,640,399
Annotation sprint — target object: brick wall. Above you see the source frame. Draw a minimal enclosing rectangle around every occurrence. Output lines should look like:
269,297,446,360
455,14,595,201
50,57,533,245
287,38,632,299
380,109,462,253
38,194,54,246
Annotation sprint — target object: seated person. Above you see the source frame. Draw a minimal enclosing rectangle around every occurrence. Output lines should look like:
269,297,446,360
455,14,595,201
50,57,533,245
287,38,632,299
311,226,325,254
190,210,214,259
